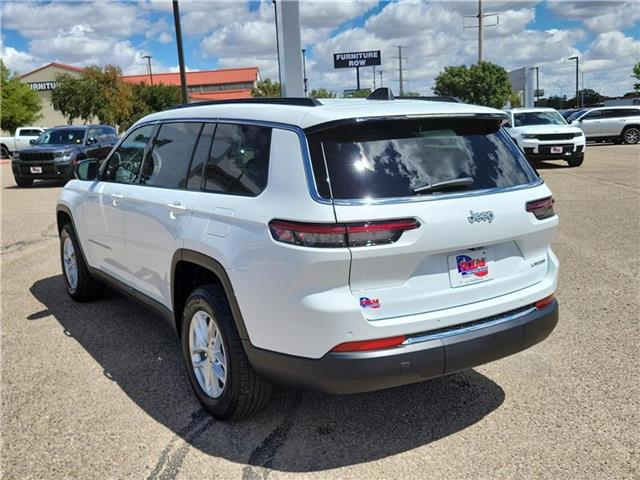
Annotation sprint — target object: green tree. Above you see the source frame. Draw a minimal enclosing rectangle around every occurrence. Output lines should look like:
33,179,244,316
51,73,97,124
125,83,181,130
310,88,336,98
345,89,372,98
509,91,523,108
537,96,566,110
84,65,133,127
632,62,640,94
434,62,512,108
251,79,281,97
0,60,42,133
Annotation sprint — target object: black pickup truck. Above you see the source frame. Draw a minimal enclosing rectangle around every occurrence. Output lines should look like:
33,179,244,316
11,125,118,187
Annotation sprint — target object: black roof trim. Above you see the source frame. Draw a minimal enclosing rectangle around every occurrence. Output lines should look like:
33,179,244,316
171,97,321,110
400,96,462,103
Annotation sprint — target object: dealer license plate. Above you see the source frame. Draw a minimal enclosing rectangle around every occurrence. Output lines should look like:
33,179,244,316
448,248,494,288
550,146,563,154
30,166,42,174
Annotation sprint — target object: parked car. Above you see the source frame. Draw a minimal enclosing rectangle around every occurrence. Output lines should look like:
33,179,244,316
0,126,46,158
560,108,586,120
569,106,640,144
57,91,559,419
504,108,586,167
12,125,118,187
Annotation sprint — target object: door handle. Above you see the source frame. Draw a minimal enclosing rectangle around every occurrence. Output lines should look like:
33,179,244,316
166,202,187,211
111,192,124,206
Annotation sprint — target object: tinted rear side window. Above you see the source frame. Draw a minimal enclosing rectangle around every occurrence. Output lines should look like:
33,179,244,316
204,123,271,196
140,122,201,188
307,119,538,200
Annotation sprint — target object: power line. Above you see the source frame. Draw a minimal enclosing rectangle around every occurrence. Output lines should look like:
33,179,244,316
463,0,499,63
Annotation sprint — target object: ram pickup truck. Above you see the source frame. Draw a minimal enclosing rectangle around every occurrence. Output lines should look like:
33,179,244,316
0,127,46,158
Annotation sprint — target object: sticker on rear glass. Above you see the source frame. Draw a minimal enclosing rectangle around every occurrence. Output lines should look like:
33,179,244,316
360,297,380,309
456,255,489,278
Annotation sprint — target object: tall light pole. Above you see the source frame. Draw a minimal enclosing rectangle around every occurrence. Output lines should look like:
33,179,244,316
568,56,579,109
379,69,383,87
530,67,539,106
301,48,308,97
478,0,484,63
273,0,282,96
142,55,153,86
172,0,188,104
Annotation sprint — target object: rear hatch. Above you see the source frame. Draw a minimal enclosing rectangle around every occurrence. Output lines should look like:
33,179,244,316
306,116,557,321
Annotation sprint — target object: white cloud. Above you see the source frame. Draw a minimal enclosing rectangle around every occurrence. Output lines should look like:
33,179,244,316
0,44,35,73
547,1,640,33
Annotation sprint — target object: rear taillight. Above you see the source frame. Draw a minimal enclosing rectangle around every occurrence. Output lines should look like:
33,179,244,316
331,335,406,352
526,196,555,220
268,218,419,248
535,294,555,309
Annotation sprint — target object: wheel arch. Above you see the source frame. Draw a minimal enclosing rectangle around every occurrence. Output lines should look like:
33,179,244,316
171,249,250,341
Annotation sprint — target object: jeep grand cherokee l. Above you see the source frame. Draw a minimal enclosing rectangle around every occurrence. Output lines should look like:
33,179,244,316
56,90,559,419
13,125,117,187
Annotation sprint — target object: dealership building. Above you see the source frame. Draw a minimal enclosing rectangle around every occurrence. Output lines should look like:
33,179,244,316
17,62,260,129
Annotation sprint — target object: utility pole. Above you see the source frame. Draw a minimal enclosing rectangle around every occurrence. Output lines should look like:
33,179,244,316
142,55,153,86
464,2,498,63
373,65,376,89
172,0,188,104
301,48,308,97
273,0,282,96
379,69,383,87
530,67,539,106
394,46,407,96
569,56,579,108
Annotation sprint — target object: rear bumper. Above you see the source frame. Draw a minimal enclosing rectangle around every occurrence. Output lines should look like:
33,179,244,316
245,300,558,394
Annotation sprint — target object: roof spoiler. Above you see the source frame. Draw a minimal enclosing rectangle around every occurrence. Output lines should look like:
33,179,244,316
170,97,321,109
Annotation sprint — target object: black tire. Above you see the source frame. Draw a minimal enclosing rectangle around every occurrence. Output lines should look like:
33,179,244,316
567,155,584,167
59,223,103,301
1,145,10,159
621,126,640,145
14,177,33,187
181,284,271,420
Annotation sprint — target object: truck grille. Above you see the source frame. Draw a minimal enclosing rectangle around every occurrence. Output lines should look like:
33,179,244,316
534,133,575,141
20,152,55,162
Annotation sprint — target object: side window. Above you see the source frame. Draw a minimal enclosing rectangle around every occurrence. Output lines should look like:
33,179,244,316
583,110,602,120
102,124,155,184
87,128,100,143
139,122,202,188
20,129,40,136
204,123,272,196
186,123,215,191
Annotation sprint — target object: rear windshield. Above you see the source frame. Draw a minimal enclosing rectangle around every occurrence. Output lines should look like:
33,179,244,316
307,118,538,200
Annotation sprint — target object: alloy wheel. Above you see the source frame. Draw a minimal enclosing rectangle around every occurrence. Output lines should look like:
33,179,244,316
189,310,227,398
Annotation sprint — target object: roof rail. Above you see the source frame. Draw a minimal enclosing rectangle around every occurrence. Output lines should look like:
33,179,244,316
367,87,395,100
171,97,321,109
400,96,462,103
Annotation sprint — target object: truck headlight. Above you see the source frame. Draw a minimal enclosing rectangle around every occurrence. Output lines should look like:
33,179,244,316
573,131,584,137
522,134,537,139
54,152,73,162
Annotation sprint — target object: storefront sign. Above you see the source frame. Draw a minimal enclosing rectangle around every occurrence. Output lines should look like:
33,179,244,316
28,81,57,91
333,51,381,69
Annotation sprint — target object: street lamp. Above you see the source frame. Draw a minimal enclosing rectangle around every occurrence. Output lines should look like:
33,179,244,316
142,55,153,86
273,0,282,96
302,48,308,97
568,56,579,109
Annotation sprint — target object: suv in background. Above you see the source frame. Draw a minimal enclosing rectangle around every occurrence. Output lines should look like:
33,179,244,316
569,106,640,144
12,125,118,187
57,92,559,419
504,108,586,167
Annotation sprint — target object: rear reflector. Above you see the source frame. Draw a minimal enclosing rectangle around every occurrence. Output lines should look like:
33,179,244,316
535,294,555,309
331,335,406,352
269,218,419,248
526,196,555,220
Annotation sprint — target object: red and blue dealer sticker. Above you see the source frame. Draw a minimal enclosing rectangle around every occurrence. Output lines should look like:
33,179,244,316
360,297,381,309
456,254,489,278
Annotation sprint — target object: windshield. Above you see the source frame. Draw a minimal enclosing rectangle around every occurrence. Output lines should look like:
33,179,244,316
513,111,567,127
307,118,538,200
34,129,85,145
567,109,587,121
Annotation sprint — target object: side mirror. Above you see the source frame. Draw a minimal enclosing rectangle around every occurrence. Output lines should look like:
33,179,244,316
29,139,36,145
74,158,99,181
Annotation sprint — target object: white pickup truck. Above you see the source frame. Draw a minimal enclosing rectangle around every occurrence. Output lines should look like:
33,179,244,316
1,127,46,158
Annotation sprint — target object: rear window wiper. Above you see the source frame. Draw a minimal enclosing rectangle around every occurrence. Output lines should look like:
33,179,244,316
413,176,474,194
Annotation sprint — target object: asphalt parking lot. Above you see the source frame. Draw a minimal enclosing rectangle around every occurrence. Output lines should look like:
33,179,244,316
1,144,639,479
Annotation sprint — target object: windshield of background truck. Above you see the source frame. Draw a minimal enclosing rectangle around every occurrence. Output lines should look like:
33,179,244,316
513,111,567,127
34,129,85,145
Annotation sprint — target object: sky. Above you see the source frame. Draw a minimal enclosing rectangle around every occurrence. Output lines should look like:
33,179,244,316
1,0,639,98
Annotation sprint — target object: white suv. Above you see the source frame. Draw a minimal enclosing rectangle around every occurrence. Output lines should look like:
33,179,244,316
56,91,559,419
505,108,586,167
569,106,640,144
